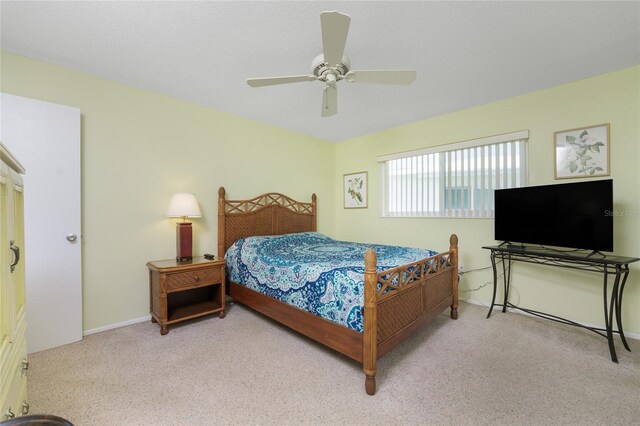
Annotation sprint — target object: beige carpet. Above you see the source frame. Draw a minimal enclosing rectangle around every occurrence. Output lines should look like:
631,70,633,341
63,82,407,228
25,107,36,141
27,302,639,425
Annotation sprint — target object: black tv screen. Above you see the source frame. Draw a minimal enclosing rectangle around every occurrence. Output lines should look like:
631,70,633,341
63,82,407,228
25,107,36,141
494,179,613,251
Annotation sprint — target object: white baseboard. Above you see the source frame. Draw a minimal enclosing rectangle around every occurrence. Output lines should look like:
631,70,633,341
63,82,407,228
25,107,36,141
463,298,640,341
83,300,640,342
83,315,151,336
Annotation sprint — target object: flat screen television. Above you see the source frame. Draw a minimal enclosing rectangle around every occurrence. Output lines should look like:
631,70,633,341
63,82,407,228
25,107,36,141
494,179,613,252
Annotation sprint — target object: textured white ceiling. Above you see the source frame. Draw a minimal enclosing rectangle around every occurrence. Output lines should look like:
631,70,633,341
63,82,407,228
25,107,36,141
2,1,639,142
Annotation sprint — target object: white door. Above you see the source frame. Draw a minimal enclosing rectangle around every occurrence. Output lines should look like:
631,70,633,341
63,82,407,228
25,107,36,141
0,93,82,353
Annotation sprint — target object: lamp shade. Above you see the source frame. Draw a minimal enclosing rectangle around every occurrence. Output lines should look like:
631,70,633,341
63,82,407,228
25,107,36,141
166,193,202,219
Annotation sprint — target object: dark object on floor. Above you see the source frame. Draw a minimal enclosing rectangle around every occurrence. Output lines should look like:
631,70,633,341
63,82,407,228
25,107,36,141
0,414,73,426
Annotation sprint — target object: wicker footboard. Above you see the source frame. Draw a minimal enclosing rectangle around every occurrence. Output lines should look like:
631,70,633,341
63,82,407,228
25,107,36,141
363,234,459,395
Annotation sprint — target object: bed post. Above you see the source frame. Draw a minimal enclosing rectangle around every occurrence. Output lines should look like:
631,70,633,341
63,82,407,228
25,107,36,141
449,234,459,320
218,187,226,259
363,248,377,395
311,193,317,232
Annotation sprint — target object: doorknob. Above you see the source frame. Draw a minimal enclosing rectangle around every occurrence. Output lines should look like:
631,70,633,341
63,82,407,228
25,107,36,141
66,233,78,242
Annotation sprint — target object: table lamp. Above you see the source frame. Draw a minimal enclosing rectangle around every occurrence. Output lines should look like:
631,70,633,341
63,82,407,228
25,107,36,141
166,193,202,261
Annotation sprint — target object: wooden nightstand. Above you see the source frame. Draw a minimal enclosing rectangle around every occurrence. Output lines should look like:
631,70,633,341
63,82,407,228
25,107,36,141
147,257,226,335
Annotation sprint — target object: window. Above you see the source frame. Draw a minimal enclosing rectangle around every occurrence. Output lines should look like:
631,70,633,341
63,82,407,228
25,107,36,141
378,130,528,218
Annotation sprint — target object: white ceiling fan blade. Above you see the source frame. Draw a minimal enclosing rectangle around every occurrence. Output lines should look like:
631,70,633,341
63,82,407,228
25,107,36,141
247,75,317,87
321,11,351,67
321,85,337,117
344,70,417,85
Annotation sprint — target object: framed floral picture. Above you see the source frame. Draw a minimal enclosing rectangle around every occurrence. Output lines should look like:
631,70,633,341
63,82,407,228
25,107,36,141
554,123,610,179
344,171,368,208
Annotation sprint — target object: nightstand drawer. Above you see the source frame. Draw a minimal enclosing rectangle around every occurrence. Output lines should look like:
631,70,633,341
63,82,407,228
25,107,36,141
165,267,221,291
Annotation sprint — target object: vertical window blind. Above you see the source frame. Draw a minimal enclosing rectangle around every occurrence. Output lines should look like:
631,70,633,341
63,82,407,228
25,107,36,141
378,131,528,218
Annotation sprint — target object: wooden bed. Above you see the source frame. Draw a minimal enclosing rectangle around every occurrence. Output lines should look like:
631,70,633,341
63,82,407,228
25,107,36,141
217,187,459,395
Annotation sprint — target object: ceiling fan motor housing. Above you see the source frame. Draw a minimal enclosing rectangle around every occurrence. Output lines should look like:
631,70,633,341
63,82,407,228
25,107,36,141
312,54,351,80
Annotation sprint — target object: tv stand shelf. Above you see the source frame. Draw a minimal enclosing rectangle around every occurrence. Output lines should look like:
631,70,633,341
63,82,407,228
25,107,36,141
482,245,639,363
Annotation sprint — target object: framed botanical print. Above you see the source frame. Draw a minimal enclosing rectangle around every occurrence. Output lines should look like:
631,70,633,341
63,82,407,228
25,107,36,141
343,171,367,208
554,123,610,179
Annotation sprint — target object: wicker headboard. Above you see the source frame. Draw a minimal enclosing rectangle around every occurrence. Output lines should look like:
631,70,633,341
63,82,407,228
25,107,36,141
217,187,317,258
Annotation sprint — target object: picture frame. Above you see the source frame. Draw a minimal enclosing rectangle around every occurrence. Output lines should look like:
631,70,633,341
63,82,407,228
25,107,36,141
554,123,610,179
343,171,368,209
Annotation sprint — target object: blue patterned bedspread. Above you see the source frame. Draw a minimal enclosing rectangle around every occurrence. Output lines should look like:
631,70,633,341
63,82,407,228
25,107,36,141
225,232,437,333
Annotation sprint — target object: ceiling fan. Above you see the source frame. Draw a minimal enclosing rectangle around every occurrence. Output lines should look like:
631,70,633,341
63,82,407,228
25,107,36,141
246,11,417,117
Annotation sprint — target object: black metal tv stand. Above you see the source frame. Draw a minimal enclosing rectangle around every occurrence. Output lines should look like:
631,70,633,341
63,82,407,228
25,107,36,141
482,244,639,363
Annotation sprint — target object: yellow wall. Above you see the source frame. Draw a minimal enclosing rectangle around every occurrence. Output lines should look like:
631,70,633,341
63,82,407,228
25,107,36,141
3,49,639,336
335,66,640,334
1,51,336,331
